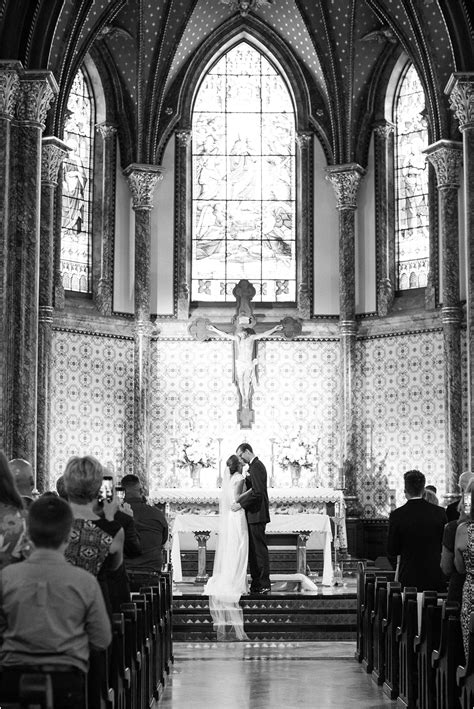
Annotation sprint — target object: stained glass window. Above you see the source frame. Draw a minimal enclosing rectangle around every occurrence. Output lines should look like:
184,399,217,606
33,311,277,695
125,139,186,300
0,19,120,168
191,42,296,302
394,64,429,290
60,68,94,293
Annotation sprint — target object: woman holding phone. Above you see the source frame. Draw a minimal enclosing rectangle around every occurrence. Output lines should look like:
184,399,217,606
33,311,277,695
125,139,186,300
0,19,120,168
455,481,474,659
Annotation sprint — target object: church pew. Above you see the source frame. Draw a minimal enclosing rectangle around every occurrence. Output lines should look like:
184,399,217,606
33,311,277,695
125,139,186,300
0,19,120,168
396,587,418,709
121,602,145,709
88,647,115,709
139,586,164,698
361,573,377,673
130,594,154,705
111,613,130,709
432,601,464,709
0,672,54,709
355,561,366,662
160,573,174,672
371,578,389,685
382,582,403,700
457,611,474,709
140,585,166,699
413,591,441,709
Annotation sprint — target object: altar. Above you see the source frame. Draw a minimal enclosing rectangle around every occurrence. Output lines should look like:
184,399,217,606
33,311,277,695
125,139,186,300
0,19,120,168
171,512,335,586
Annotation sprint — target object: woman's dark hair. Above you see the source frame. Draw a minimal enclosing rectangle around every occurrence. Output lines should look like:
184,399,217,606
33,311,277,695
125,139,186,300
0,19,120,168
0,451,24,510
226,454,241,475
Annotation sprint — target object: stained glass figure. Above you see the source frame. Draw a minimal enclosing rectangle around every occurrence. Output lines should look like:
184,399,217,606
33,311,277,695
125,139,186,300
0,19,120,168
60,69,94,293
192,42,296,302
394,65,429,290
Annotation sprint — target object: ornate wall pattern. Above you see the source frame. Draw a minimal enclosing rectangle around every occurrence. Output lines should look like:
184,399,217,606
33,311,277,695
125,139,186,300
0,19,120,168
48,327,461,515
49,329,134,488
354,329,446,515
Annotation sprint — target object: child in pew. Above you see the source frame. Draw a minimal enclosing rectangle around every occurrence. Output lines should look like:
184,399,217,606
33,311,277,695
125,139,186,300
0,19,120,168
0,495,112,709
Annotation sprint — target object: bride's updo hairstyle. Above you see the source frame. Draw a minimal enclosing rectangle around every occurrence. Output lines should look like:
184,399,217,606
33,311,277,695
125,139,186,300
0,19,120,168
226,454,241,476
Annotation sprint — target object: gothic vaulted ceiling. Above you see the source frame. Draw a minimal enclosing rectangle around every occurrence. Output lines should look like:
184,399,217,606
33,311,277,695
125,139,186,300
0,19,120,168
0,0,472,165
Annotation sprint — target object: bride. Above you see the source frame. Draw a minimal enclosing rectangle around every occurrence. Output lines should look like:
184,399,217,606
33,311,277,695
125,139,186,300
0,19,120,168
203,454,249,641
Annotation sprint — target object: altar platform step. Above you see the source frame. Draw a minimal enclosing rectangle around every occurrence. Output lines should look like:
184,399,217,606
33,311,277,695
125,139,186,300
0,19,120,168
180,549,328,578
172,580,357,642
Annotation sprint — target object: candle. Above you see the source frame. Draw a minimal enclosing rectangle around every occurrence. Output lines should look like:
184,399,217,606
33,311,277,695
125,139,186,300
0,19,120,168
172,410,176,438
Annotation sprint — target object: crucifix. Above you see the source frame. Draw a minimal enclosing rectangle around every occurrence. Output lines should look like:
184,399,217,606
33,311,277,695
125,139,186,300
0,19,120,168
188,279,302,428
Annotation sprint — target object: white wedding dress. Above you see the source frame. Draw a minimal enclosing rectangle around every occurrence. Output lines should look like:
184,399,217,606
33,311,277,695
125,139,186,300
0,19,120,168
203,469,249,640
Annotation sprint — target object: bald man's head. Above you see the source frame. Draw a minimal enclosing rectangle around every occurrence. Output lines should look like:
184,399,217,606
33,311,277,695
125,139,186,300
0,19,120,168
9,459,34,495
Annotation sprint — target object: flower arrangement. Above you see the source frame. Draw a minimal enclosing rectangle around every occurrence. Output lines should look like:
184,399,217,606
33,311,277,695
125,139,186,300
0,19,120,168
278,438,314,469
177,439,215,469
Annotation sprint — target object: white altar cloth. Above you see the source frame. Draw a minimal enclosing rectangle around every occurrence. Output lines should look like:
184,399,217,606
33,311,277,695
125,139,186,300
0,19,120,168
171,513,334,586
153,487,344,506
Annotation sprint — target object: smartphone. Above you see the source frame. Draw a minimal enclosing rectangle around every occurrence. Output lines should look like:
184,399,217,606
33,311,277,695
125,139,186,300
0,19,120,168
115,485,125,502
98,476,114,503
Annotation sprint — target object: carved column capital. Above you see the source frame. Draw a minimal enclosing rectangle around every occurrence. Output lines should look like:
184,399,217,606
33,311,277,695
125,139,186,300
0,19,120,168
424,139,463,189
339,320,358,337
296,131,313,149
0,62,22,118
16,71,58,127
123,163,164,210
96,123,117,141
373,120,395,139
325,163,366,209
446,73,474,130
175,129,192,147
41,137,69,186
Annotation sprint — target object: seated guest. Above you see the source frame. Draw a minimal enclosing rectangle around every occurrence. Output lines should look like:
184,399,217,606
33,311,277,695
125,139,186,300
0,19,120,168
8,458,35,509
455,487,474,660
0,452,28,570
442,476,474,602
55,474,68,500
446,472,473,522
63,455,126,615
121,474,169,584
0,496,111,709
423,488,439,505
387,469,447,591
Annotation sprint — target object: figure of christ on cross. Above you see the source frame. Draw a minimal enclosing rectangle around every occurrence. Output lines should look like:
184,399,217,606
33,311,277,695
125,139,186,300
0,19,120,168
207,323,284,409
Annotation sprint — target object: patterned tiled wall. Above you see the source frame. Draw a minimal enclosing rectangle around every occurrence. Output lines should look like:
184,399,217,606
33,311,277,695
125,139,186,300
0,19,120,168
49,330,134,488
49,327,458,515
354,329,446,515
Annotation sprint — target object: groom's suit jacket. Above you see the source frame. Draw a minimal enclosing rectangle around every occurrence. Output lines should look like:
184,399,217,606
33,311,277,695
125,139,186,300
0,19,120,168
238,456,270,525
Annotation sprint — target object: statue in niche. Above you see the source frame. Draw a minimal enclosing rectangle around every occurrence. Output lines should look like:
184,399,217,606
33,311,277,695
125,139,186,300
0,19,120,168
188,279,302,428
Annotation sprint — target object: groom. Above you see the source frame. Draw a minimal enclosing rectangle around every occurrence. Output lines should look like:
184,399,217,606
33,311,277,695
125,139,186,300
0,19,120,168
232,442,271,594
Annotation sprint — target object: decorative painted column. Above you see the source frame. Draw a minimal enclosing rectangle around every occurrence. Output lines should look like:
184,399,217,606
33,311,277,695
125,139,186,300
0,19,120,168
6,71,57,470
296,131,313,318
37,137,69,491
175,129,191,318
0,62,22,452
325,164,366,515
124,163,163,490
94,123,117,315
424,140,463,501
446,73,474,471
373,121,395,316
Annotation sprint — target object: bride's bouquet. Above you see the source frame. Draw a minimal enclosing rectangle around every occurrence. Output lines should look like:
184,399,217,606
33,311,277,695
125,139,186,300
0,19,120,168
278,437,313,469
177,438,215,469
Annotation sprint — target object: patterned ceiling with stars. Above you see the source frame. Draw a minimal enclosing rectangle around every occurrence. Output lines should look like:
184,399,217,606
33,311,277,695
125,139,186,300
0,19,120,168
0,0,472,164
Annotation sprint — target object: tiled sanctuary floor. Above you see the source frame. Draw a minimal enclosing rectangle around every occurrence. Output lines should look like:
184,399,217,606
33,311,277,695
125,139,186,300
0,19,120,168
157,641,397,709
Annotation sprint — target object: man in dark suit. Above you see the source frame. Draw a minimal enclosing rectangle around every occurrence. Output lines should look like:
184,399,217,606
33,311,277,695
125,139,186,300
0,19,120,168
233,442,271,594
387,469,447,591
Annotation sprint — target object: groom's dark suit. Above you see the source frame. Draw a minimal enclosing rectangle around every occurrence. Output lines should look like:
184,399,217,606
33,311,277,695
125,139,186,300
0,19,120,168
238,456,270,592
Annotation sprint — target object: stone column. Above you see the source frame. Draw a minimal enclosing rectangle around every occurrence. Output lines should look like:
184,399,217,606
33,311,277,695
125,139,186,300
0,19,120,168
373,121,395,316
325,164,366,514
37,137,69,491
124,164,163,490
94,123,117,315
446,73,474,471
175,129,191,318
424,140,463,500
296,131,313,318
0,62,22,452
6,71,57,471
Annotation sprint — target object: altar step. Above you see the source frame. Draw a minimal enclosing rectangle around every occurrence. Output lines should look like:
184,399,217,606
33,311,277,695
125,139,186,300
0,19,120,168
172,592,357,642
179,550,361,579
